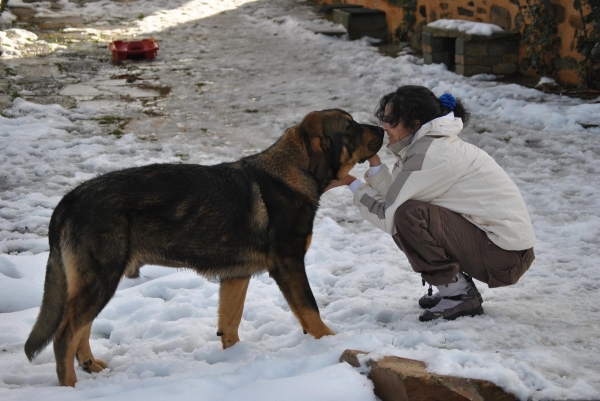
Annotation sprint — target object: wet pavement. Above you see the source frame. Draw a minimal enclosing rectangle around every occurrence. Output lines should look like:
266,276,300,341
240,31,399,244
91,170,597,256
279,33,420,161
1,10,172,138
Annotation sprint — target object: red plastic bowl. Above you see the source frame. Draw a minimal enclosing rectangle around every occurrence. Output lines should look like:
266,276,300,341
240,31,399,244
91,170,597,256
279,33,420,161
109,38,159,61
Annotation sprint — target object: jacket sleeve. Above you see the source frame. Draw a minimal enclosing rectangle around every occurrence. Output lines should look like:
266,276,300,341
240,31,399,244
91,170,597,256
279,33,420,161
363,164,394,196
353,139,458,234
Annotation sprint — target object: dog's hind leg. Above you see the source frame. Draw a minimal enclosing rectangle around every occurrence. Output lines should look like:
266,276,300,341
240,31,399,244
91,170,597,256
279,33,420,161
55,280,120,386
54,248,124,386
76,323,108,373
217,277,250,349
53,313,87,387
269,261,335,339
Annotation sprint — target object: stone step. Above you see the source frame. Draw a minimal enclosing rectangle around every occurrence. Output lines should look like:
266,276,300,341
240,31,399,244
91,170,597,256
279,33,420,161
317,4,363,22
332,8,388,41
308,27,348,38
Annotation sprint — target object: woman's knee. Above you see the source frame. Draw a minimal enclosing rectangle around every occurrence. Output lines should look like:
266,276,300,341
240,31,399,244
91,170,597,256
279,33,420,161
394,201,439,245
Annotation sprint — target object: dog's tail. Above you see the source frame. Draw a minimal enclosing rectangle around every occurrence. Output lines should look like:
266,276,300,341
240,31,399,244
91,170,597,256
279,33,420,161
24,248,67,361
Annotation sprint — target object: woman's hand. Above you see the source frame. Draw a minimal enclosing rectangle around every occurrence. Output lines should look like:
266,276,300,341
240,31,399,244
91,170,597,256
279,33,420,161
324,174,357,192
367,154,381,167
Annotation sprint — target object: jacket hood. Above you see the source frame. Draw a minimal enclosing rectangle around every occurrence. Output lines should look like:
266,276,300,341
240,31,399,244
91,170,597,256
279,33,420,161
388,112,462,154
413,112,463,142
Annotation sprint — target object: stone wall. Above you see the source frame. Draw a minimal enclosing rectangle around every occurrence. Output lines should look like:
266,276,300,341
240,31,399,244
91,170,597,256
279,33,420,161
317,0,590,85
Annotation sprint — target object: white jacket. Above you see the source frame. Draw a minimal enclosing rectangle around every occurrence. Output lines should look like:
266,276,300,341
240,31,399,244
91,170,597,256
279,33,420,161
353,113,536,251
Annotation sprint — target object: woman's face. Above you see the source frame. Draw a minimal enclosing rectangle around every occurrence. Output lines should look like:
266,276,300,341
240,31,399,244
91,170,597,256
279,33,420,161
382,104,414,145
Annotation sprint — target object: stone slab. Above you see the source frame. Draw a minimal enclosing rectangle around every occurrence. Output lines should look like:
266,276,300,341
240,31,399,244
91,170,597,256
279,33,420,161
340,350,518,401
309,27,348,37
318,4,363,21
59,84,106,97
22,95,76,109
6,6,37,20
423,25,520,41
30,16,85,29
333,8,388,41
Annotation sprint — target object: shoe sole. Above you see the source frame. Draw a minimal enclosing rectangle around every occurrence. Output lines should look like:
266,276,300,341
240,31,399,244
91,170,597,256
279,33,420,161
419,305,484,322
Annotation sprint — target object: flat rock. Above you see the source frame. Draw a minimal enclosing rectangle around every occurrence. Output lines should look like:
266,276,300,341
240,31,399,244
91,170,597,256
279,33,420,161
30,16,85,29
22,95,76,109
59,83,106,97
340,350,517,401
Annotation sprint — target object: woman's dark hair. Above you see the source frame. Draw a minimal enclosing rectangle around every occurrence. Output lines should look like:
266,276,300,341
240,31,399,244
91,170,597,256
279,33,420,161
375,85,470,132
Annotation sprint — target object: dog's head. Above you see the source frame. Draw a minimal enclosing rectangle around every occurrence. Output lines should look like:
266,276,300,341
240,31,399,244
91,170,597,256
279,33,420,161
299,109,384,189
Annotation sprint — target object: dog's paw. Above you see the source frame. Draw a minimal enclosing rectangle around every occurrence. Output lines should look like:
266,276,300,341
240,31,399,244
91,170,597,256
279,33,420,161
83,358,108,373
311,325,336,339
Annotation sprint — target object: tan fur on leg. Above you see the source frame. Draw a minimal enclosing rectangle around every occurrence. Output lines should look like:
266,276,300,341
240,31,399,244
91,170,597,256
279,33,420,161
76,324,108,373
217,277,250,349
54,317,86,387
291,307,335,339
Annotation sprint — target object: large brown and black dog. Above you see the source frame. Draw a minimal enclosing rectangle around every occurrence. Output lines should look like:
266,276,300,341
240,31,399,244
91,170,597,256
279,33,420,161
24,109,384,386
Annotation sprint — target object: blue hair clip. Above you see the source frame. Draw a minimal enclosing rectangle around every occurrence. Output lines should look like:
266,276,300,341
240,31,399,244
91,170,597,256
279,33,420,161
439,93,456,111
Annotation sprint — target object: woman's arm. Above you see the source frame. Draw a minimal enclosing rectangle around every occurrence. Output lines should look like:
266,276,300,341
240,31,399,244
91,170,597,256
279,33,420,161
354,142,458,234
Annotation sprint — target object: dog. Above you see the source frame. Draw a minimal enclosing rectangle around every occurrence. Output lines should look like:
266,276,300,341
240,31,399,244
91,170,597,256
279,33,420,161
24,109,384,386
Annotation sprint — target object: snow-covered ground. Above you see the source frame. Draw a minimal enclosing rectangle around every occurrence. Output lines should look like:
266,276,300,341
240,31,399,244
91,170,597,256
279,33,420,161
1,0,600,400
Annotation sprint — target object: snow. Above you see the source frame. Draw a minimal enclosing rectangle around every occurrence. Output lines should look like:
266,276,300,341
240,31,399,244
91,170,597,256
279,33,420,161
1,0,600,400
427,19,505,36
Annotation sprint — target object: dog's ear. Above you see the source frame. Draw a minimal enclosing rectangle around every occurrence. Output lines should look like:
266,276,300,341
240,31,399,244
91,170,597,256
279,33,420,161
326,132,349,177
299,112,329,181
308,135,331,181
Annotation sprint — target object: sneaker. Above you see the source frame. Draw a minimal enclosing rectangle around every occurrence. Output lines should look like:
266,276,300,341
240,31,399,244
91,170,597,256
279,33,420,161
464,274,484,305
419,272,474,309
418,290,442,309
419,286,484,322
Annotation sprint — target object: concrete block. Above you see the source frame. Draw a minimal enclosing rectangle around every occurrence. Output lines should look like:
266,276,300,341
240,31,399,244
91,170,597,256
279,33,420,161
464,42,488,57
492,63,518,74
481,55,504,65
424,53,433,64
457,64,492,76
422,31,432,46
503,53,519,63
488,41,506,56
333,8,388,41
456,37,466,55
465,56,479,65
455,55,480,65
422,26,450,37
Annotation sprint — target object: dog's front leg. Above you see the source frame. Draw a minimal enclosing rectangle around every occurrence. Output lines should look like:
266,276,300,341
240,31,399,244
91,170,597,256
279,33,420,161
269,260,335,339
217,277,251,349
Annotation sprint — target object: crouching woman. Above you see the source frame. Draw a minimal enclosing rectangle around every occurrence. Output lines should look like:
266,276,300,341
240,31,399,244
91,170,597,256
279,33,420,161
326,85,536,322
